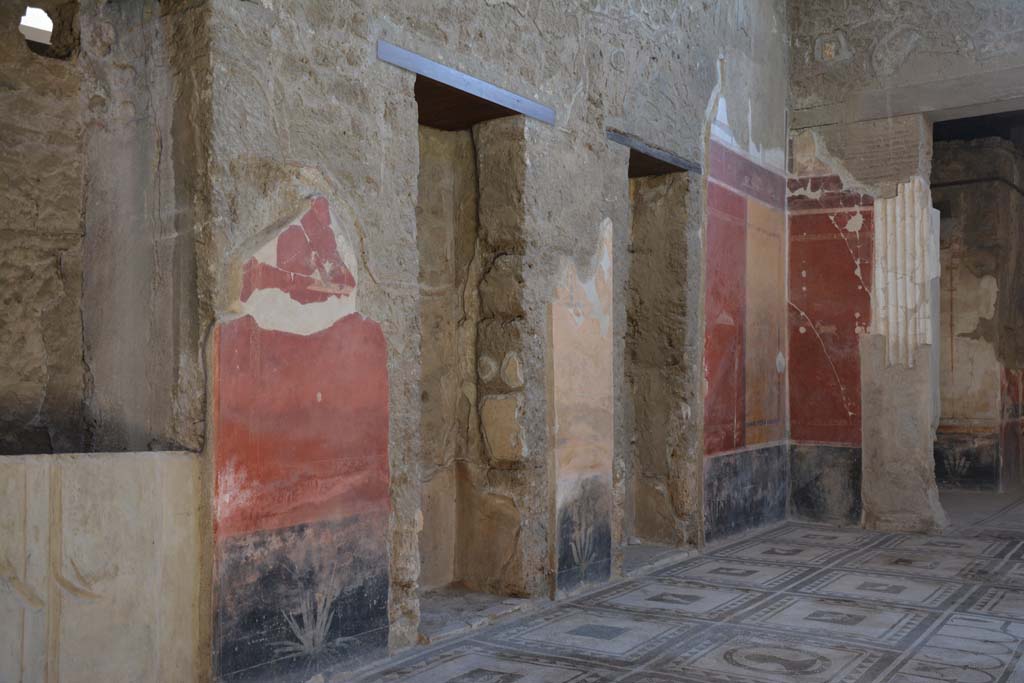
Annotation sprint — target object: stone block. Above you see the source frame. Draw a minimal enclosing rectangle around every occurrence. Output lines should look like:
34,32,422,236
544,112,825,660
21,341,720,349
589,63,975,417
480,394,526,466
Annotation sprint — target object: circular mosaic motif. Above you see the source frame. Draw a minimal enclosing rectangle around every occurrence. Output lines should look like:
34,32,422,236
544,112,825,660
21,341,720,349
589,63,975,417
723,645,832,675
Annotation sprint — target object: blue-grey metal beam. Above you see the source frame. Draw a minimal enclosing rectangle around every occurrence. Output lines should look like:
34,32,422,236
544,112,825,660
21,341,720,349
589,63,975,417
377,39,556,126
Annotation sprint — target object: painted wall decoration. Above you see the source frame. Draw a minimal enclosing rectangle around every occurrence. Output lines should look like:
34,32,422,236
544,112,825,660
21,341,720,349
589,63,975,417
705,180,746,454
549,219,614,594
704,140,787,456
787,175,874,445
212,197,390,681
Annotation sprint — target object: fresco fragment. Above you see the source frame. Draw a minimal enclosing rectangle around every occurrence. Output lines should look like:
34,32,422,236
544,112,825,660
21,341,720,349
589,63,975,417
212,197,389,681
549,220,614,594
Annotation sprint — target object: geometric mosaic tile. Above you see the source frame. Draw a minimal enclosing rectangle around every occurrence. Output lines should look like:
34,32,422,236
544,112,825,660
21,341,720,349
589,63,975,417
656,558,815,590
735,595,936,647
790,569,967,609
649,628,895,683
366,643,620,682
759,525,882,549
579,578,770,620
886,613,1024,682
476,608,695,667
841,549,992,582
342,512,1024,683
710,541,852,566
873,534,1017,559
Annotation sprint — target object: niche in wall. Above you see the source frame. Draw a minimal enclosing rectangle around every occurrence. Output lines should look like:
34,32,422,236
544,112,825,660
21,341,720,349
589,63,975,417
380,40,553,600
416,122,480,590
611,130,700,548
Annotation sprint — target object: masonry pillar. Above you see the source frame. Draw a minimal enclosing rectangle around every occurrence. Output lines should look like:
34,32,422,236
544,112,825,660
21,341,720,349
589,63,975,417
791,113,946,532
861,176,946,532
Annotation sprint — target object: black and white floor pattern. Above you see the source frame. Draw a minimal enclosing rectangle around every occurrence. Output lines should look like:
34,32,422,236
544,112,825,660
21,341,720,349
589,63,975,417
340,493,1024,682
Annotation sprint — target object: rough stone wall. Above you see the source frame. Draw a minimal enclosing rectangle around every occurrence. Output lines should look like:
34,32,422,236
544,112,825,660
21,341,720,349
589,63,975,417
416,126,479,591
206,0,788,659
0,2,85,454
932,138,1024,489
0,451,202,682
456,117,535,597
1,0,210,454
625,173,696,546
789,0,1024,128
79,0,207,452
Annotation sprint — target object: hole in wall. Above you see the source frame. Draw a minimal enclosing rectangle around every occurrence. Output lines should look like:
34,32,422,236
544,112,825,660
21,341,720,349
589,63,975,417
19,3,77,60
19,6,53,45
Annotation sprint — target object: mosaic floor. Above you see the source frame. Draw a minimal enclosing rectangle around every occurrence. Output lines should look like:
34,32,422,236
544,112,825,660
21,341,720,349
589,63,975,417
339,491,1024,682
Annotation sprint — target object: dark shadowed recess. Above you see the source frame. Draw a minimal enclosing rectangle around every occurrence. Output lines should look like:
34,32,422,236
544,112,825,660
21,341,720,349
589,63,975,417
378,39,555,132
933,109,1024,144
414,76,517,130
607,129,702,178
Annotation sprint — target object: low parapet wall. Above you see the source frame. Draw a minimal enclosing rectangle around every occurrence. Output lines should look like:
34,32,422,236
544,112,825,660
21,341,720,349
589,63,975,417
0,450,204,682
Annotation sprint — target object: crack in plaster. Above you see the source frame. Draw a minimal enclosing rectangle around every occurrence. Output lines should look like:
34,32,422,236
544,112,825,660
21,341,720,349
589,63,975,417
826,210,871,296
789,300,856,419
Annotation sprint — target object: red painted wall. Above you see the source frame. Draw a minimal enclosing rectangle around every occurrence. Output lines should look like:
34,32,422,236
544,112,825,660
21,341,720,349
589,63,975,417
214,314,389,538
704,141,786,455
705,181,747,453
787,176,874,445
211,198,391,679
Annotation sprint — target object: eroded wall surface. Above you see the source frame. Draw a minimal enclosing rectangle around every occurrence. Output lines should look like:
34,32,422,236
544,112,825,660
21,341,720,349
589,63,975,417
2,0,794,677
861,334,946,533
1,0,209,454
703,136,788,541
0,451,201,682
784,112,938,530
1004,370,1024,488
789,0,1024,128
0,4,85,454
79,0,207,452
212,198,390,679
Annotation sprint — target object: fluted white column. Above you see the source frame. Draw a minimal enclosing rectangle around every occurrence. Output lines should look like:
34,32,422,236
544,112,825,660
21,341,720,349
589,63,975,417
869,176,937,367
